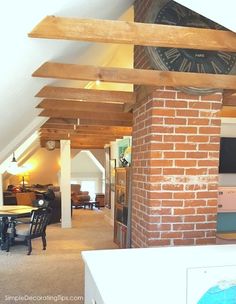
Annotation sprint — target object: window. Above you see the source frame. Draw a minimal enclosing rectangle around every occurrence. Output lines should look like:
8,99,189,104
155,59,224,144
81,181,96,200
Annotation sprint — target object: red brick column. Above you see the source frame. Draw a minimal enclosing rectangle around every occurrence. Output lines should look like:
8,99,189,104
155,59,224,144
131,88,222,248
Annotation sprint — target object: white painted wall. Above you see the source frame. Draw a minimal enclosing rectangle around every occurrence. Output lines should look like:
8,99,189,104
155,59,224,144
71,151,104,197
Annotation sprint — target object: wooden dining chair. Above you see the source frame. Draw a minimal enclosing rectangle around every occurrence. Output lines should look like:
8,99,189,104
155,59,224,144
14,207,51,255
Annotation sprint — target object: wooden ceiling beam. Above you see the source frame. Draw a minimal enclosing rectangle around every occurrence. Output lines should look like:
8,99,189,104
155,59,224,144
41,136,112,145
40,140,105,150
220,106,236,117
78,119,132,127
39,109,132,121
29,16,236,52
223,90,236,98
40,132,124,141
40,129,123,138
45,118,77,125
41,123,75,130
33,62,236,90
45,118,132,127
40,128,132,137
41,123,132,134
222,97,236,106
36,86,135,104
37,99,124,112
40,134,121,141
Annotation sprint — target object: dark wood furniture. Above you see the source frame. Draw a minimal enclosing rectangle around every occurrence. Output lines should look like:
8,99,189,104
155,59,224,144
95,193,105,207
0,206,36,251
114,167,131,248
83,201,100,210
15,207,51,255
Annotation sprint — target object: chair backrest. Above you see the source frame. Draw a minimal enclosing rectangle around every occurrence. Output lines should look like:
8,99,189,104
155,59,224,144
29,207,51,237
32,199,49,208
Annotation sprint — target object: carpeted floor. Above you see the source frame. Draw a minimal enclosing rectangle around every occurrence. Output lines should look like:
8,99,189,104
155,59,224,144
0,208,117,304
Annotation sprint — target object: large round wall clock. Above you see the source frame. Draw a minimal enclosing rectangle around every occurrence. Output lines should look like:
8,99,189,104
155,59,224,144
145,0,236,94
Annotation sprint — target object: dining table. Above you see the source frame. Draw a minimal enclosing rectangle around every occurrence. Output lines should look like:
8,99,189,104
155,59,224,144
0,205,36,250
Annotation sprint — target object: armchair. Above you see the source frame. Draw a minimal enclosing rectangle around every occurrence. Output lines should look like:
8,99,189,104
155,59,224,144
71,184,90,208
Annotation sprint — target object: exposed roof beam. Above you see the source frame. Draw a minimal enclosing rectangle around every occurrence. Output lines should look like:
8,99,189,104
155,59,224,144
41,125,132,135
40,139,105,150
41,122,132,135
222,97,236,106
77,119,132,127
37,99,124,112
39,109,132,121
41,137,112,145
46,118,77,125
40,133,121,141
221,106,236,117
45,118,132,127
29,16,236,52
36,86,135,104
224,90,236,98
33,62,236,90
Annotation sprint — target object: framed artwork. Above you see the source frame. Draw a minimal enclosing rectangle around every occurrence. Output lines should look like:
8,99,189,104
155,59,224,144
110,159,116,192
118,138,131,167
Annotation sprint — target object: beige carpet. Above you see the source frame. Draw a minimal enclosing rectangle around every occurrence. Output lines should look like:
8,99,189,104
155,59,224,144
0,208,117,303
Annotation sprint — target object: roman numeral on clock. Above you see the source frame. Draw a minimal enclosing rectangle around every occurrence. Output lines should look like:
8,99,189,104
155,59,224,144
196,63,206,73
217,52,232,64
179,58,192,72
164,48,181,63
211,61,222,74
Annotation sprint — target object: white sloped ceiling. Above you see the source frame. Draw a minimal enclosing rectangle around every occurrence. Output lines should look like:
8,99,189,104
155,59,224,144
175,0,236,32
0,0,134,163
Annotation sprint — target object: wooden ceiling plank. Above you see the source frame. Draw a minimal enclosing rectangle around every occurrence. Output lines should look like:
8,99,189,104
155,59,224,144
29,16,236,52
41,137,112,145
39,109,132,121
36,86,135,104
41,123,75,130
33,62,236,90
40,129,132,137
41,134,123,142
41,124,132,134
78,119,132,127
45,118,77,125
37,99,124,112
220,106,236,117
222,97,236,106
40,140,105,150
45,120,132,127
223,90,236,98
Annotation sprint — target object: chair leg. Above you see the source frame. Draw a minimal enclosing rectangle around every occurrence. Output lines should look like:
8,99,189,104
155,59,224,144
27,239,32,255
5,236,9,252
42,233,47,250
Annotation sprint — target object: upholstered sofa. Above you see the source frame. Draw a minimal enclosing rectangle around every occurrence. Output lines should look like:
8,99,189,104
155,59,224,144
3,187,62,225
71,184,90,208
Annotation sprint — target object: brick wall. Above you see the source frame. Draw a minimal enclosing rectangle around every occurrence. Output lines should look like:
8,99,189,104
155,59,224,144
131,0,223,247
131,88,222,247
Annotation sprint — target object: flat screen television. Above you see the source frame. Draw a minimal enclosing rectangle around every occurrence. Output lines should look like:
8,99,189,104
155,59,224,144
219,137,236,173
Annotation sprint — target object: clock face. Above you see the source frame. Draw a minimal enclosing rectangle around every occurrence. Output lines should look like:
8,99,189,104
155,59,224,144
46,140,56,150
145,0,236,94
